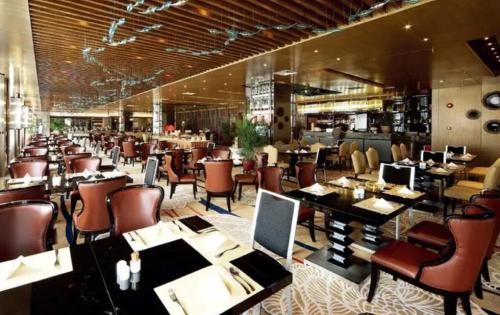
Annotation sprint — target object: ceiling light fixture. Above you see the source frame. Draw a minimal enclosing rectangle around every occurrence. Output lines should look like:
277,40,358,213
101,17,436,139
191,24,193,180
484,37,490,40
336,57,341,61
404,24,412,30
263,64,267,67
314,49,319,53
181,92,196,95
423,37,429,42
488,42,493,46
439,80,444,83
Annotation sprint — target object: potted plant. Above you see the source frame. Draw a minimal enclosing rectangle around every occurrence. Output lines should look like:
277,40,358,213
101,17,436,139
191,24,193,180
380,113,393,134
236,118,265,171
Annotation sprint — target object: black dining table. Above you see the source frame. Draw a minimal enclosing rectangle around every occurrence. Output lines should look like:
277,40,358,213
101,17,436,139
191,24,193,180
286,185,426,284
0,224,292,315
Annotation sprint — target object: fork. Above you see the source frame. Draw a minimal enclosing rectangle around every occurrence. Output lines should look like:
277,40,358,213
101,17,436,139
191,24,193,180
54,248,60,268
168,288,187,314
215,244,240,258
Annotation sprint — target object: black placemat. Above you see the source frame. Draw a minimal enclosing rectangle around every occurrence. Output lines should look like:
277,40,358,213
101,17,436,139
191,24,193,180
179,216,213,232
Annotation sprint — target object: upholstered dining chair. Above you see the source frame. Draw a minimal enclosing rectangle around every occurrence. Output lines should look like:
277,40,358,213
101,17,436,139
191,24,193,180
351,150,379,181
256,152,269,169
258,166,285,194
327,142,349,169
68,157,103,214
121,141,138,166
400,143,409,159
157,140,168,150
73,176,127,243
391,144,402,162
368,205,496,315
185,147,207,176
0,184,49,204
30,141,48,148
143,157,159,186
469,158,500,180
365,147,380,174
158,149,183,184
163,154,197,199
0,200,58,262
295,162,317,242
212,148,231,159
63,153,92,173
107,185,164,235
444,166,500,214
63,145,84,155
262,144,290,171
9,160,48,178
140,143,156,172
24,147,48,156
204,160,234,212
407,189,500,298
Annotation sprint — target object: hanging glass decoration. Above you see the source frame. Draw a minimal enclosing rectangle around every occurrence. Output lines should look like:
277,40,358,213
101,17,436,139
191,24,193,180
139,0,189,15
127,0,145,12
136,24,162,33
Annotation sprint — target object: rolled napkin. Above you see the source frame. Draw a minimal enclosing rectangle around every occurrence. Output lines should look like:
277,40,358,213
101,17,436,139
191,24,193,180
426,159,435,166
23,174,32,184
398,186,414,195
373,198,394,209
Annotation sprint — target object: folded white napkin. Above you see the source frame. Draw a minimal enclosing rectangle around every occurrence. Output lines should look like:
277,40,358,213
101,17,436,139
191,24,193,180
286,150,291,153
465,153,473,157
52,176,62,186
447,162,458,169
124,222,180,252
338,176,350,186
23,174,32,184
398,186,414,195
0,256,25,281
299,149,308,153
309,183,326,192
426,159,435,166
294,150,299,153
401,158,412,163
82,169,92,178
376,178,386,188
373,198,394,209
435,167,448,173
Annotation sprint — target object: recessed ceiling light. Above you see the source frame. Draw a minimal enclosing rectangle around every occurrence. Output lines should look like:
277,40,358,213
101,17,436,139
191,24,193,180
263,64,267,67
224,82,227,86
484,37,490,40
404,24,412,30
314,50,319,53
228,73,232,76
491,47,496,51
65,60,72,64
439,80,444,83
202,87,206,90
488,42,493,46
336,57,341,61
423,37,429,42
181,92,195,96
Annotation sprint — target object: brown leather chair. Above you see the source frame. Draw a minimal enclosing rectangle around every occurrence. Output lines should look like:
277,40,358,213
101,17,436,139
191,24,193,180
58,139,72,147
63,145,84,155
185,147,207,175
30,141,48,147
63,153,92,173
121,141,138,166
205,160,233,212
158,149,184,184
73,176,127,243
212,149,231,159
295,162,317,242
70,157,102,173
407,189,500,298
368,205,496,315
0,184,49,204
0,200,57,262
107,185,164,235
15,156,48,163
9,160,48,178
257,166,285,194
163,154,197,199
158,140,168,150
24,147,48,156
140,143,156,172
233,172,257,201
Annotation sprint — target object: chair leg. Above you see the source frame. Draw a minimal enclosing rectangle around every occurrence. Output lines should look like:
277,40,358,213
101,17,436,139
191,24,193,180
285,285,292,315
481,260,490,282
72,228,79,246
474,273,483,299
308,217,316,242
451,199,456,214
460,295,472,315
443,295,457,315
238,183,243,201
70,196,78,216
170,183,176,199
226,194,231,213
192,183,197,199
367,266,380,302
206,193,211,212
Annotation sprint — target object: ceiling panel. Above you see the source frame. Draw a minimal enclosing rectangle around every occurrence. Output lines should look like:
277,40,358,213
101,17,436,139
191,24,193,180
28,0,419,111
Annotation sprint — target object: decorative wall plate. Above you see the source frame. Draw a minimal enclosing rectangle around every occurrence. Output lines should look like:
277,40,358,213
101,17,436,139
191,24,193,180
482,91,500,110
446,102,454,108
484,120,500,133
278,122,284,130
284,116,290,122
276,107,284,117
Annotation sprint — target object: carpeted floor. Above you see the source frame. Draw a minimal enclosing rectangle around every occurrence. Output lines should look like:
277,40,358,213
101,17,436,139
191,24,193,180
47,148,499,315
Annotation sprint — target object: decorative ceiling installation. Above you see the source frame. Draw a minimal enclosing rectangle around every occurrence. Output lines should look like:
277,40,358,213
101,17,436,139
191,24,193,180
29,0,421,112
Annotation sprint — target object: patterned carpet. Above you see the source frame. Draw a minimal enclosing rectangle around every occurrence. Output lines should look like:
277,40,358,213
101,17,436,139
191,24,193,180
49,150,499,315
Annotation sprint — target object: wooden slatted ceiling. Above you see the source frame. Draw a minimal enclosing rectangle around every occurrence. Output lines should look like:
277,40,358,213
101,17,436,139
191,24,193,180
29,0,403,111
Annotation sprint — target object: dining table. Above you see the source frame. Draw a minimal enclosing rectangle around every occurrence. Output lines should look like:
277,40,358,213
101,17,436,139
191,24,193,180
285,182,426,284
0,216,292,315
0,171,134,245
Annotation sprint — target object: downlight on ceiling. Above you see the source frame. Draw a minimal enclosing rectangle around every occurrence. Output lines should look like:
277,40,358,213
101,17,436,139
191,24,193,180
273,69,298,76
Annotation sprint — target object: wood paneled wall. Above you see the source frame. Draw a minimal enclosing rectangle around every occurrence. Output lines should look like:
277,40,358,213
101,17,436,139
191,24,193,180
431,77,500,165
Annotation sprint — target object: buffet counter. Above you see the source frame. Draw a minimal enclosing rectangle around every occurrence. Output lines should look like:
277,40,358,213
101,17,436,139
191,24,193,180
153,136,210,149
